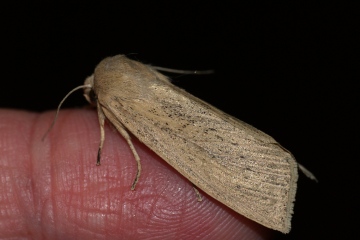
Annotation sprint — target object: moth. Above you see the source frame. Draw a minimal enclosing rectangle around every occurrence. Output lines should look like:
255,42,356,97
46,55,316,233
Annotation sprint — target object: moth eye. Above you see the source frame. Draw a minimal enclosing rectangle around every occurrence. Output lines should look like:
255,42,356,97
89,89,97,103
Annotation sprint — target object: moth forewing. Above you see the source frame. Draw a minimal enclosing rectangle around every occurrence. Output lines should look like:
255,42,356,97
85,55,299,233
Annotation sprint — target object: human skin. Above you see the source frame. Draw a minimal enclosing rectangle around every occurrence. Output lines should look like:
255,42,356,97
0,109,272,240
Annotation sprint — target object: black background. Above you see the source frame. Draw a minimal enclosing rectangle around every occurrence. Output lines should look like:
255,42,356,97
1,2,358,240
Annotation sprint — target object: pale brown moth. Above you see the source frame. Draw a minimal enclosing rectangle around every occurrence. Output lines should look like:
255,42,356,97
46,55,316,233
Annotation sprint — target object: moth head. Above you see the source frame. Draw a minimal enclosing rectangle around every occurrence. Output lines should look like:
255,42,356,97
83,75,97,106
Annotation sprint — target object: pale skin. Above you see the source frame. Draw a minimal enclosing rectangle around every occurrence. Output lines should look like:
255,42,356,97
0,109,272,240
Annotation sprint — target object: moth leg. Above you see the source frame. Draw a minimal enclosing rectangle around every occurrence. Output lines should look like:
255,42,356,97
112,120,142,190
192,184,203,201
96,102,106,166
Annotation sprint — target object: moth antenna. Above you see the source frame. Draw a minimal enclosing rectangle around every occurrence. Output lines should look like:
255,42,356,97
274,142,317,182
41,84,92,141
298,163,318,182
151,66,214,75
